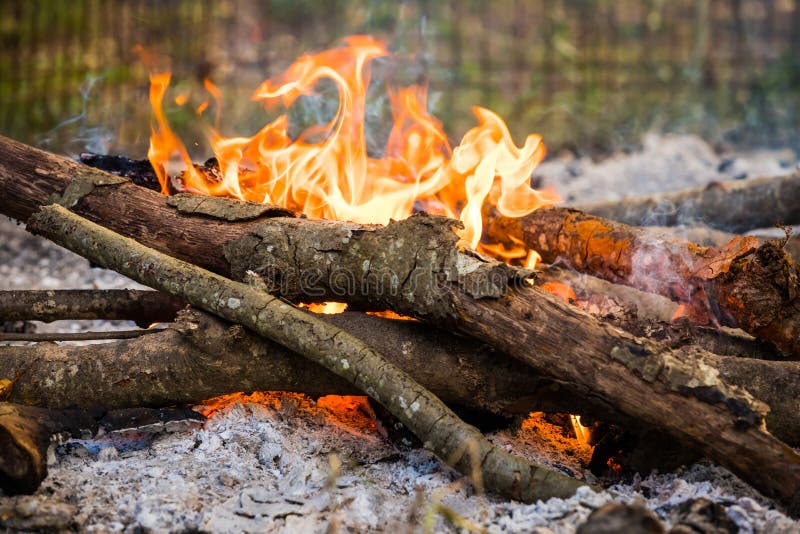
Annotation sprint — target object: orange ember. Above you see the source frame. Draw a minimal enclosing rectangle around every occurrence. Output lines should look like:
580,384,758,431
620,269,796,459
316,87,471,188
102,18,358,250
540,281,577,303
144,35,558,255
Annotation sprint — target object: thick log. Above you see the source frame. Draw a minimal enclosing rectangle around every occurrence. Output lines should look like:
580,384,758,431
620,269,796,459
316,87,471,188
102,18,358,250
0,289,185,326
2,309,799,446
576,173,800,233
29,204,586,504
2,135,799,512
485,207,800,358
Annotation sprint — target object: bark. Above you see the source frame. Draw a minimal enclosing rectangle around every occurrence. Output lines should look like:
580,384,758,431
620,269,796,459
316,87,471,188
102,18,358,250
485,207,800,358
2,136,799,512
0,289,185,326
576,173,800,233
28,204,586,504
2,309,799,446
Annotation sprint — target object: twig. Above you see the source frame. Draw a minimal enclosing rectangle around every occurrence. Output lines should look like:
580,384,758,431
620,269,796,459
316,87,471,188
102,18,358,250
0,329,164,342
26,203,587,503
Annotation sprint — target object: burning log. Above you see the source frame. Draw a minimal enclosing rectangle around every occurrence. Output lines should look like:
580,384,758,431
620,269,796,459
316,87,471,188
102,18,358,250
2,136,799,512
2,308,799,447
538,267,783,359
485,207,800,358
27,204,587,504
576,172,800,233
0,289,185,326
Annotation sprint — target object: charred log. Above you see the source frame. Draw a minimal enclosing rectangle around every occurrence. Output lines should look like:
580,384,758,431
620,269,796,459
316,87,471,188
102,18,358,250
0,402,202,495
486,207,800,358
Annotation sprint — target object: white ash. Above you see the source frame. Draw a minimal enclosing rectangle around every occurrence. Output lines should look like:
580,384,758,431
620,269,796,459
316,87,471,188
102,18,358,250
537,132,797,204
2,396,796,533
2,136,799,532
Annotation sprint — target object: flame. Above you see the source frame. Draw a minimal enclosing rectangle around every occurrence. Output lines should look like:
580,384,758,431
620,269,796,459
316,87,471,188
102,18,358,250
144,35,558,253
569,414,591,445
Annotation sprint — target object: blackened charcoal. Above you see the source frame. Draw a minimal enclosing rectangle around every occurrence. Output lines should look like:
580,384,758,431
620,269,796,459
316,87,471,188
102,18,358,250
79,153,161,191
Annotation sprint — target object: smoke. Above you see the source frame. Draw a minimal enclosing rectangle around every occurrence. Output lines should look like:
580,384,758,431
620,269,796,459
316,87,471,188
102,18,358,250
37,75,114,157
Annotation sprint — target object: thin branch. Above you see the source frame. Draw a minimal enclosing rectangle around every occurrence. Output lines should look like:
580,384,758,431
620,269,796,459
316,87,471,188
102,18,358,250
0,289,185,325
0,329,164,342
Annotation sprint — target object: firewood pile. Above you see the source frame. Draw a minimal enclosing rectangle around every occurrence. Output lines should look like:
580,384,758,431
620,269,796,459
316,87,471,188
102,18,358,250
0,132,799,530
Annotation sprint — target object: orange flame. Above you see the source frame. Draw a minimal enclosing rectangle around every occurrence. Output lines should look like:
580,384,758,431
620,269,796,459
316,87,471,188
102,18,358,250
144,35,558,253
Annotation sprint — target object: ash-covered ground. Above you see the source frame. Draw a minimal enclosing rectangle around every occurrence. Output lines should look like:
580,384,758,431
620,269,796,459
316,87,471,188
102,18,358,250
0,134,798,532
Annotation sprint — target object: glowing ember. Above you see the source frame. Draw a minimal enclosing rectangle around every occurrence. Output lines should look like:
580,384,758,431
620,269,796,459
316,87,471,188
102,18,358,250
143,35,558,256
540,281,577,303
304,302,348,314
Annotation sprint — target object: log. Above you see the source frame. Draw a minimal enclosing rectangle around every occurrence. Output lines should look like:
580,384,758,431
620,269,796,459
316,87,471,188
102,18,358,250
537,267,782,359
0,403,202,495
0,289,185,326
576,173,800,233
654,225,800,266
485,207,800,358
2,135,799,513
2,309,799,446
29,204,586,504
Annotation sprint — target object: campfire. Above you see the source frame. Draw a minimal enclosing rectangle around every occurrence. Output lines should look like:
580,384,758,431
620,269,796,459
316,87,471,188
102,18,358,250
1,34,800,532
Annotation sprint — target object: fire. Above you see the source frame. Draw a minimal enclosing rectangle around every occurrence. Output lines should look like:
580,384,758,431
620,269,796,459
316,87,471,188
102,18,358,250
143,35,558,255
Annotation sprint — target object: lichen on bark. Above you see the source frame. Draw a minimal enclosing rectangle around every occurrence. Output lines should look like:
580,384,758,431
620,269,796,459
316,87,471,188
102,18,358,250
224,213,526,318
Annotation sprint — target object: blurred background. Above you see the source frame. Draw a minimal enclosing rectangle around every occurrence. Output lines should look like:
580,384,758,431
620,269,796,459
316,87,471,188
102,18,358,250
0,0,798,159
